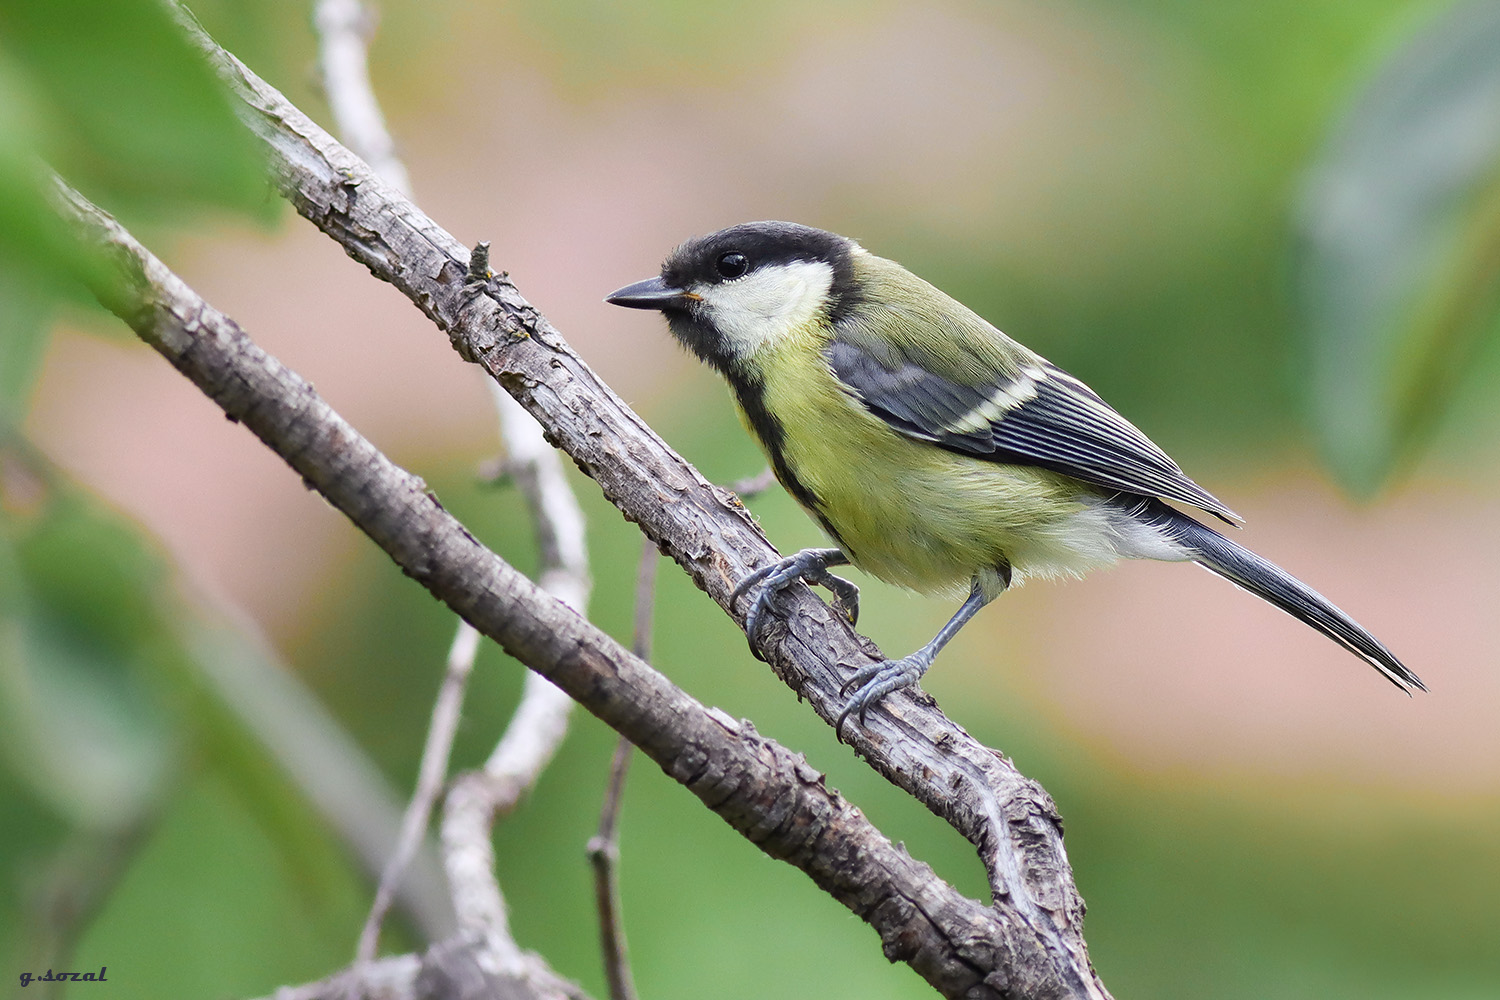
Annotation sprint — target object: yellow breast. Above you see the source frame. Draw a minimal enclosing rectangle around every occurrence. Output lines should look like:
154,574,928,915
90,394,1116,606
742,335,1111,594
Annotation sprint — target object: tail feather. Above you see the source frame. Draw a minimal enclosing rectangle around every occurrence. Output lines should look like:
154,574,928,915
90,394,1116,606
1141,500,1426,693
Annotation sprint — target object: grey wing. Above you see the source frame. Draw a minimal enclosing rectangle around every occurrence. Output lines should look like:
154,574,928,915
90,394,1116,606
825,338,1241,525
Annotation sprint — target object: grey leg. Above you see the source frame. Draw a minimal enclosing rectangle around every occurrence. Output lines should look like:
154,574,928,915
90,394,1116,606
837,564,1009,736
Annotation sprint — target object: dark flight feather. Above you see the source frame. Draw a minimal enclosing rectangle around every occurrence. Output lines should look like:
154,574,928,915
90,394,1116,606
826,338,1241,524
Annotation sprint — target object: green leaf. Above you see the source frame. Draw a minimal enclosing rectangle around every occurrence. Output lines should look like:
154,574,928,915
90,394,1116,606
0,0,275,402
0,444,425,979
0,268,56,425
0,453,181,831
0,0,271,218
0,48,117,314
1295,0,1500,494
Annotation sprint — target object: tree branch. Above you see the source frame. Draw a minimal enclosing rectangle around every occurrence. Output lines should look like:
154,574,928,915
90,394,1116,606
354,620,478,962
59,173,1092,995
52,6,1120,993
171,17,1101,993
585,539,656,1000
315,3,591,969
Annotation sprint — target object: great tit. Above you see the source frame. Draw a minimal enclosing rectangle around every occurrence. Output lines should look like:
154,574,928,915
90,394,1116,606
607,221,1425,730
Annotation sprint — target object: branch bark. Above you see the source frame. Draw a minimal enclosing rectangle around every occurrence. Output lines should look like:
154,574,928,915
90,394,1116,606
87,7,1114,996
59,176,1090,996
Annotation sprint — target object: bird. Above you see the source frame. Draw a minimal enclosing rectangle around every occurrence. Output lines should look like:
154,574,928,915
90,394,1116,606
606,221,1425,732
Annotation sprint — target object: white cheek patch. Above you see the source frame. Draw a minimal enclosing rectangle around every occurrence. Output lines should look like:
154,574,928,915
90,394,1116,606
695,260,835,357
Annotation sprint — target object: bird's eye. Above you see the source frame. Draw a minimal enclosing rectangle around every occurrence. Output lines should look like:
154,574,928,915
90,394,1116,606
715,251,749,280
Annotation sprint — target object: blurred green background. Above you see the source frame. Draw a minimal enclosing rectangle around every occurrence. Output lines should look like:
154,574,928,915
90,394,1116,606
4,0,1500,997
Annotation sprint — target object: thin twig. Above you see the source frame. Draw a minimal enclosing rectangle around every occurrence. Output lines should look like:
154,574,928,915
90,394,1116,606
584,540,656,1000
355,623,480,961
438,384,588,964
313,0,411,196
630,537,658,664
586,738,636,1000
314,3,469,961
314,2,589,965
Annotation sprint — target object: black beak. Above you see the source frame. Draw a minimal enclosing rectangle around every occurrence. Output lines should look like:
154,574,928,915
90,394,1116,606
605,275,695,310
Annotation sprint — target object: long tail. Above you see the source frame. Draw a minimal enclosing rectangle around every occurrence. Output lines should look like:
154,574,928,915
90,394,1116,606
1140,500,1426,693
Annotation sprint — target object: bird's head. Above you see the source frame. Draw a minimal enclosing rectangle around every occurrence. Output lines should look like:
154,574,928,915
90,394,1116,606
606,221,859,372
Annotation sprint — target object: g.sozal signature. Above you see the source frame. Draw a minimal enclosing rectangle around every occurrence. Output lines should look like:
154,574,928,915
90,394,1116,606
19,968,108,987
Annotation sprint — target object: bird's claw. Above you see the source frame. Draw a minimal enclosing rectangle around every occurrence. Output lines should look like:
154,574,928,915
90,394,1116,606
731,548,858,658
817,571,860,627
836,652,933,737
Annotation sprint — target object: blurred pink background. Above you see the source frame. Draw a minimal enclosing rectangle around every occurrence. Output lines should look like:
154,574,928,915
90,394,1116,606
27,0,1497,801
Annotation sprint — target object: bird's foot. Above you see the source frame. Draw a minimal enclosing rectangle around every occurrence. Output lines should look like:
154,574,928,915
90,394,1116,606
836,650,934,736
731,548,859,659
815,569,860,627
